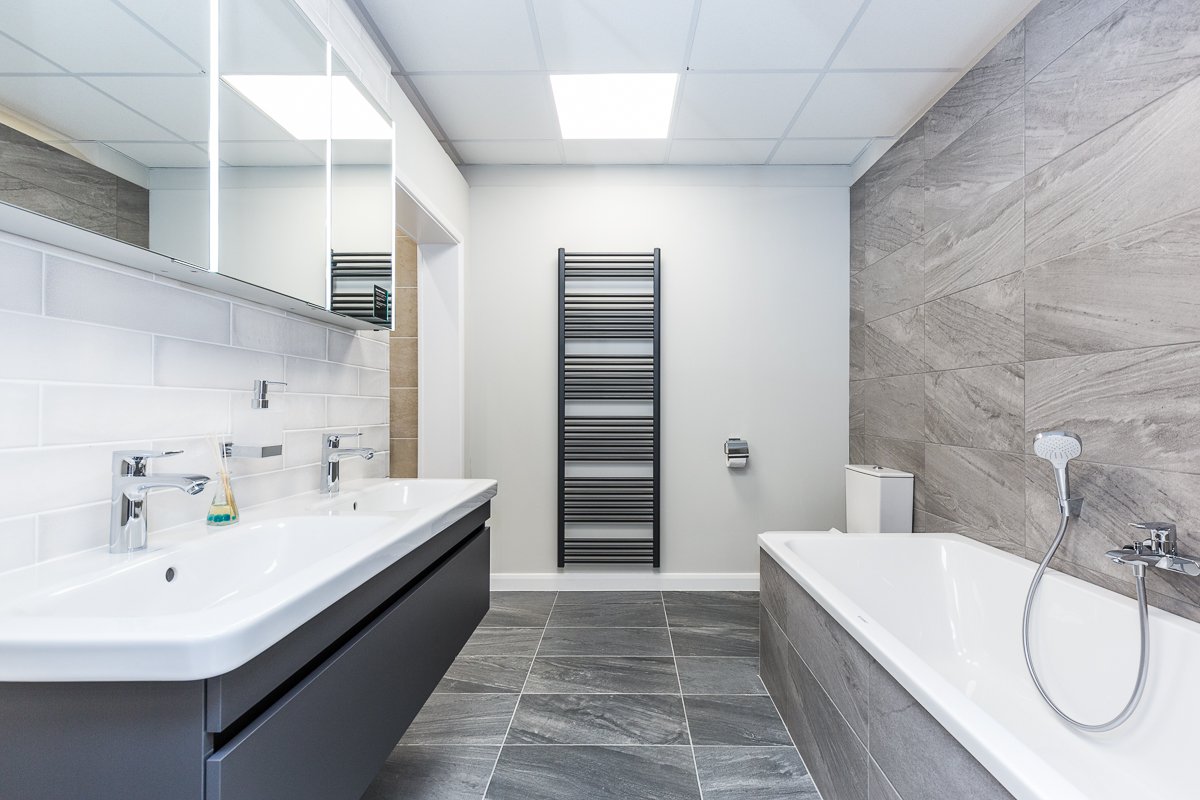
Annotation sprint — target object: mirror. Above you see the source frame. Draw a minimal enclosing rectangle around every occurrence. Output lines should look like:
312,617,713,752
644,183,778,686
0,0,211,262
0,0,395,327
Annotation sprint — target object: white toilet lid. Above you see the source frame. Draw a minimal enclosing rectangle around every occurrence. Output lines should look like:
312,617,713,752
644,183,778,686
845,464,913,478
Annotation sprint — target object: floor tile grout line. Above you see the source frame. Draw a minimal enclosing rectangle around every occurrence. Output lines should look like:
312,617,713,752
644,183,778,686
480,591,558,800
663,590,705,800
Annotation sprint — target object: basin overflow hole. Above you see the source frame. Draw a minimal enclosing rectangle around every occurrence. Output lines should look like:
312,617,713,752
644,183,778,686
165,567,176,582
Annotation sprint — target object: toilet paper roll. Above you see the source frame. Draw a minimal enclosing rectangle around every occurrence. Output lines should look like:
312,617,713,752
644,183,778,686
727,456,748,469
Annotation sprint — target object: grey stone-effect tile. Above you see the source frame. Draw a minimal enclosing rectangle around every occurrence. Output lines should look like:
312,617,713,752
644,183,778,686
694,747,820,800
670,627,758,657
361,745,499,800
676,657,766,695
868,757,903,800
1025,342,1200,473
482,592,556,627
924,90,1023,231
761,608,869,800
1025,208,1200,359
851,179,867,223
924,179,1023,303
1025,0,1200,172
865,375,925,442
869,662,1013,800
486,745,700,800
507,694,689,745
537,627,673,656
860,241,923,323
685,695,792,746
851,272,865,327
436,656,532,693
523,656,679,694
0,124,117,210
850,380,866,437
865,307,924,378
925,363,1025,452
1024,0,1129,79
861,122,925,211
555,591,660,604
761,553,871,740
865,436,925,514
1025,75,1200,267
401,693,519,745
924,444,1025,554
925,272,1024,370
850,325,867,381
548,601,666,627
859,171,925,269
850,434,868,465
460,627,544,656
663,591,758,628
926,23,1025,160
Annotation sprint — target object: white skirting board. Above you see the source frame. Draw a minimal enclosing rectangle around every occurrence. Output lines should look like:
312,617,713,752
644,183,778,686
490,572,760,591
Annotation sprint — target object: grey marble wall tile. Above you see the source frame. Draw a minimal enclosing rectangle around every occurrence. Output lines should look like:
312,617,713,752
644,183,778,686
850,434,868,464
537,627,672,656
524,656,679,694
866,307,924,378
436,655,532,693
676,657,766,695
1025,75,1200,266
926,24,1025,160
865,375,924,442
507,694,689,745
1025,342,1200,473
860,241,924,323
860,174,925,268
915,510,973,536
1026,0,1200,172
115,178,150,224
852,216,868,273
923,179,1023,303
925,272,1024,370
924,444,1025,553
925,364,1024,452
851,180,867,223
865,436,925,513
851,272,865,328
487,745,700,800
761,608,869,800
862,122,925,209
850,325,867,381
1024,456,1200,614
868,757,903,800
1024,0,1129,79
0,175,119,239
1025,208,1200,359
695,747,820,800
363,745,499,800
684,695,793,746
116,216,150,249
869,662,1014,800
0,125,116,210
850,380,866,437
924,90,1023,231
760,554,871,741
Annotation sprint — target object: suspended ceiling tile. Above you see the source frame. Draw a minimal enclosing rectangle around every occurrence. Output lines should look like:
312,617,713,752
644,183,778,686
667,139,776,165
562,139,668,164
0,33,64,74
532,0,694,72
86,76,208,142
218,140,323,167
0,76,175,140
689,0,861,70
218,85,293,143
411,74,560,140
788,72,953,138
117,0,209,69
358,0,541,72
100,141,209,169
454,139,562,165
1,0,199,74
833,0,1031,69
771,138,870,165
673,72,818,139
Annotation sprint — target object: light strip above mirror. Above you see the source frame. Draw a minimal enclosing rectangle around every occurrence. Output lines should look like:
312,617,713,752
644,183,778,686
222,75,392,140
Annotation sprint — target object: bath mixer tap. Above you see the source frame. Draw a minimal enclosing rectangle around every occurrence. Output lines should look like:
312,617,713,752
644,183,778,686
1107,521,1200,577
321,433,375,495
110,450,210,554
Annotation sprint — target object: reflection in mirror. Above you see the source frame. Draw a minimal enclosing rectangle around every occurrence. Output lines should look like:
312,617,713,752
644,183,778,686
216,0,328,307
0,0,210,263
330,54,393,326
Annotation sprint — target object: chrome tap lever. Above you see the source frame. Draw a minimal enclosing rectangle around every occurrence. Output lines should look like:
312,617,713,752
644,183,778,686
112,449,183,477
321,433,375,495
109,449,209,554
1129,521,1177,556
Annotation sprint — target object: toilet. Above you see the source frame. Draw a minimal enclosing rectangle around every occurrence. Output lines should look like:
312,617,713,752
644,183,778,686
845,465,914,533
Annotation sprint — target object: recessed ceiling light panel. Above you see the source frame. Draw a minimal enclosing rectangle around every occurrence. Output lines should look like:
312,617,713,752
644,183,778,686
550,73,678,139
223,75,392,140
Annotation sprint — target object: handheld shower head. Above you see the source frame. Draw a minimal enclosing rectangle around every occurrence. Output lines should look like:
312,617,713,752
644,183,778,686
1034,431,1082,504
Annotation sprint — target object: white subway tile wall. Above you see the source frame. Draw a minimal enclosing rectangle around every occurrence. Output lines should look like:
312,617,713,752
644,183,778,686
0,231,390,573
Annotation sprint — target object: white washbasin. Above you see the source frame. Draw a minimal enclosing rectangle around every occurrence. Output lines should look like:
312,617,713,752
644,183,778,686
0,478,497,682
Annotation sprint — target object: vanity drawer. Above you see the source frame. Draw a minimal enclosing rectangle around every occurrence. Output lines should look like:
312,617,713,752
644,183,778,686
205,526,489,800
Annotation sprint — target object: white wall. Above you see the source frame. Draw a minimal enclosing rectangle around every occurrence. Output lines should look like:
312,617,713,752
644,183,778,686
466,166,849,582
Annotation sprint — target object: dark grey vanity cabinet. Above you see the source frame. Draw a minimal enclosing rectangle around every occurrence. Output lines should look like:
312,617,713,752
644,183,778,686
0,503,490,800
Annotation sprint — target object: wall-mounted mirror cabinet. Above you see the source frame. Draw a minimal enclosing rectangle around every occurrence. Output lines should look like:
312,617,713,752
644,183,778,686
0,0,395,329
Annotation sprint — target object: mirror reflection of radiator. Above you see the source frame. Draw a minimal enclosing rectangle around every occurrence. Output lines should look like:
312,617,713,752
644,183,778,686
330,251,391,325
558,249,660,567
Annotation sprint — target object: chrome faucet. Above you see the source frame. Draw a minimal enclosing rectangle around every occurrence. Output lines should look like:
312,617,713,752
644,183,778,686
1107,521,1200,577
321,433,375,495
110,450,210,554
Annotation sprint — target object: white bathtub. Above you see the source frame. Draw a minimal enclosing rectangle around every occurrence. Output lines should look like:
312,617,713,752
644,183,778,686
759,531,1200,800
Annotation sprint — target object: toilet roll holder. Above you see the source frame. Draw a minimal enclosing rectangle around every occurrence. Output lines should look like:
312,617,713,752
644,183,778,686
725,438,749,469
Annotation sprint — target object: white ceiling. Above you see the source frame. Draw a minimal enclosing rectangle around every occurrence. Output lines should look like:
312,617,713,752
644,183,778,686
355,0,1035,167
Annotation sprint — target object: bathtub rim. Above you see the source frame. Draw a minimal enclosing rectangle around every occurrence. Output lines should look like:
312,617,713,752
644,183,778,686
757,530,1194,800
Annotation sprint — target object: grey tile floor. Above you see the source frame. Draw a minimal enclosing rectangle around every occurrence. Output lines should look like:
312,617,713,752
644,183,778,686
362,591,821,800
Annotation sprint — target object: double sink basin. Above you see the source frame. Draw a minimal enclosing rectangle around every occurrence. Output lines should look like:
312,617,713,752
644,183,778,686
0,478,497,682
